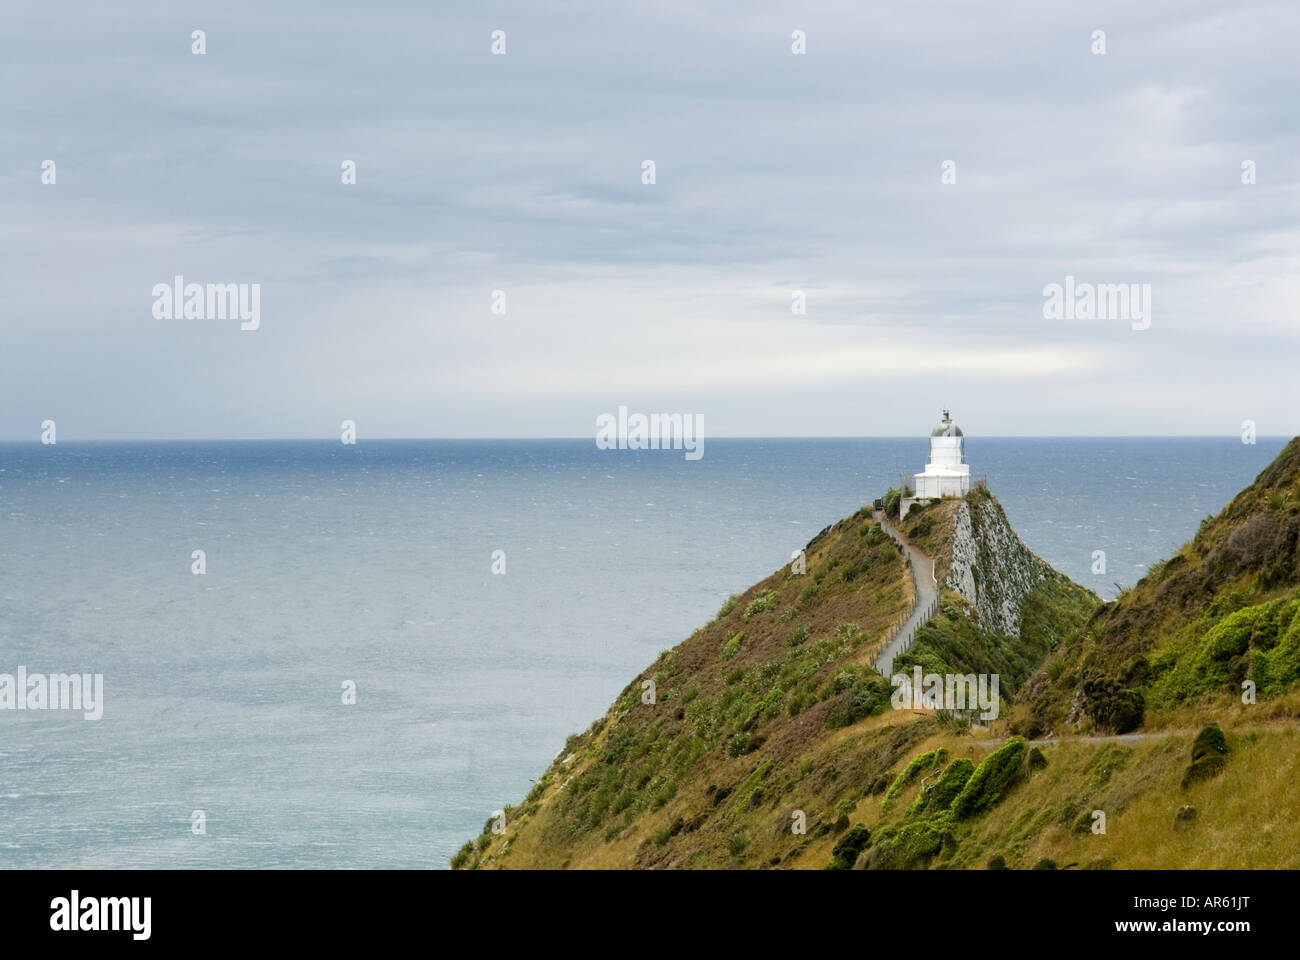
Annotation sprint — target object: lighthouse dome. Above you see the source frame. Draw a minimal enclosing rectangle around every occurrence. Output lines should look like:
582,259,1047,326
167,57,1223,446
930,409,963,437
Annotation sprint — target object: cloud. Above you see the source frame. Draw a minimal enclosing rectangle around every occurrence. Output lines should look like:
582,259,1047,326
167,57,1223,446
1,0,1297,439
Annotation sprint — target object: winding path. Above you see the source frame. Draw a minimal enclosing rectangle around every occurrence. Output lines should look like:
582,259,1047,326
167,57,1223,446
972,732,1169,749
872,510,940,678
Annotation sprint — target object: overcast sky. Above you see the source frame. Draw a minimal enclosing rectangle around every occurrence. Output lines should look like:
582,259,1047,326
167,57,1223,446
2,1,1297,440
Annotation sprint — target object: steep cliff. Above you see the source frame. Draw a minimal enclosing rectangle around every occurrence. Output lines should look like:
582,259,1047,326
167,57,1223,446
945,491,1048,638
892,491,1096,702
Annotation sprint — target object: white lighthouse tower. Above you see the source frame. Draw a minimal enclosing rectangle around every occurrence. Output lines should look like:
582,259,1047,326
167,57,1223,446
900,410,980,516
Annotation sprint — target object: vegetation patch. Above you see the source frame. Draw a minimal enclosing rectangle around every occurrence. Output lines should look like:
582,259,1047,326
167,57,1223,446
825,824,871,870
907,757,974,819
743,590,779,619
1181,725,1229,789
952,737,1027,819
883,748,948,809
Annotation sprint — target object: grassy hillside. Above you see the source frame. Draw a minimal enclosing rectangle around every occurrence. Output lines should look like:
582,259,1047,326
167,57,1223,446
454,443,1300,869
838,717,1300,870
453,492,1093,869
1018,436,1300,737
453,505,915,869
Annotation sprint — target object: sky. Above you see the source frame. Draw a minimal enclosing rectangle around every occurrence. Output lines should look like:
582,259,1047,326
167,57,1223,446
2,0,1297,440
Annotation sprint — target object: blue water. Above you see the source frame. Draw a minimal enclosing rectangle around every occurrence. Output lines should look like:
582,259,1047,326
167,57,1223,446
0,436,1287,867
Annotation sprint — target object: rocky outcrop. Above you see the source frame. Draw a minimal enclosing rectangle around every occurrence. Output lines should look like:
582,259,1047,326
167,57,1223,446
945,493,1046,637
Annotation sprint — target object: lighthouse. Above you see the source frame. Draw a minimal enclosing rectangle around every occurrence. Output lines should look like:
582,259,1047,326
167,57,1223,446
900,410,981,516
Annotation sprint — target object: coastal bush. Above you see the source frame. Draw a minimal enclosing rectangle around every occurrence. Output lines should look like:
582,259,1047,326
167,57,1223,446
951,736,1027,819
717,593,742,618
823,670,892,729
826,824,871,870
869,817,950,869
1080,673,1144,733
1252,601,1300,695
724,732,757,758
882,748,948,808
1182,725,1229,789
907,757,974,819
883,488,901,520
720,632,744,661
450,841,475,869
743,590,778,619
731,760,773,815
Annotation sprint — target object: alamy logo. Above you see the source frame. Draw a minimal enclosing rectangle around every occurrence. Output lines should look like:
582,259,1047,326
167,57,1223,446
50,891,150,940
891,667,1000,721
152,275,261,330
595,405,704,461
0,666,103,720
1042,275,1151,330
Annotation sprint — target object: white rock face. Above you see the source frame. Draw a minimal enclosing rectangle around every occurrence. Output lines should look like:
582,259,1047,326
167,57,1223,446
945,498,1045,637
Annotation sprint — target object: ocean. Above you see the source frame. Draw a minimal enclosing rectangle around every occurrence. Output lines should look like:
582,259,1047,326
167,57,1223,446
0,436,1287,868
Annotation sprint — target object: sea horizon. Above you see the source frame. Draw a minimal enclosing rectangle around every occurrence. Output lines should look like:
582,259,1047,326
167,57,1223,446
1,435,1288,868
3,434,1293,443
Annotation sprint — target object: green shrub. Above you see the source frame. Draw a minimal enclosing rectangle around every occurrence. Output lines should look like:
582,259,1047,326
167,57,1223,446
1082,676,1145,733
826,824,871,870
724,732,755,758
883,748,948,808
743,590,778,619
871,817,950,869
450,841,475,869
1182,725,1229,789
952,737,1027,819
720,632,744,661
787,626,809,647
730,759,773,815
883,488,901,520
824,670,893,729
907,757,974,819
